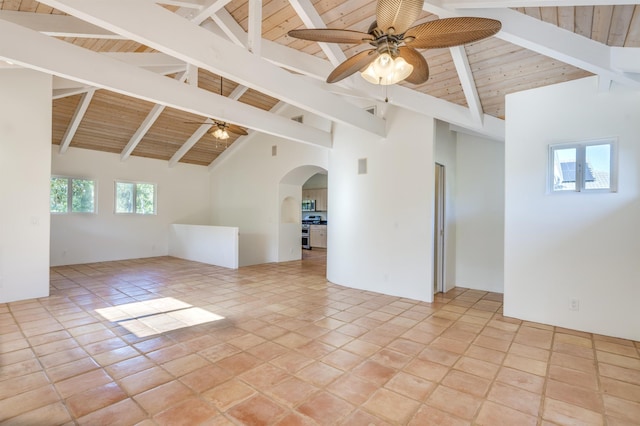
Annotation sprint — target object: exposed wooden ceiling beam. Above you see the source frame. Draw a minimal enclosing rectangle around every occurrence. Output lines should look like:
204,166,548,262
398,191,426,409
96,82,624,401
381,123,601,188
38,0,385,137
156,0,205,9
206,4,503,139
450,46,483,125
121,72,188,162
59,89,96,154
168,120,214,167
187,0,231,25
423,2,640,88
288,0,347,66
0,19,331,148
0,10,121,38
247,0,262,56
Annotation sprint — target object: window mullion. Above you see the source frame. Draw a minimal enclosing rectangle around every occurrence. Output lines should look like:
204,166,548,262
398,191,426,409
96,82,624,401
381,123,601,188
576,145,586,192
132,184,137,213
67,178,73,212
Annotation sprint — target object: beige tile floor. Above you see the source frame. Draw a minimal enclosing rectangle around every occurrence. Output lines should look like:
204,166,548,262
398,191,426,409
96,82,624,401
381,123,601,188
1,249,639,425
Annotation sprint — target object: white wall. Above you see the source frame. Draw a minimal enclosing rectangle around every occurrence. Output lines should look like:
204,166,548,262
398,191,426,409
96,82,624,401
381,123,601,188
327,106,436,302
0,69,51,303
169,224,238,269
279,183,303,262
434,120,457,292
210,129,329,267
455,133,505,293
51,148,211,266
505,76,640,341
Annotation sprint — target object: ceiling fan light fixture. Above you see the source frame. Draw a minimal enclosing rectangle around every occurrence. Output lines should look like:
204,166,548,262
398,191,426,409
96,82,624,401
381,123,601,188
361,55,413,85
212,127,229,140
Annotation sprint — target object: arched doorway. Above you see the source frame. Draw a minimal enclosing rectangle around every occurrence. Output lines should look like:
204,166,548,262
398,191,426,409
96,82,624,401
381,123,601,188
277,165,328,263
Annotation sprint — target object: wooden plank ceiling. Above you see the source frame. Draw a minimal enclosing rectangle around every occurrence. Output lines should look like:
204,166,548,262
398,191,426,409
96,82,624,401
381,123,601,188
5,1,638,165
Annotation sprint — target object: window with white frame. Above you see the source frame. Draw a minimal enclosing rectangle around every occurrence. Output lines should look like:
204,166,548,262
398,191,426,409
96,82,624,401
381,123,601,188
115,181,156,214
50,177,96,213
549,139,617,193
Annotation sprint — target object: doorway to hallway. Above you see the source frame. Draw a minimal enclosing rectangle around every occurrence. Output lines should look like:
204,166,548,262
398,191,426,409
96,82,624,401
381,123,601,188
434,163,445,294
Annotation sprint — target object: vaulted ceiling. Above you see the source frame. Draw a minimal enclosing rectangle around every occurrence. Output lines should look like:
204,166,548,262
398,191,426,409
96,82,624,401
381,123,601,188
1,1,638,167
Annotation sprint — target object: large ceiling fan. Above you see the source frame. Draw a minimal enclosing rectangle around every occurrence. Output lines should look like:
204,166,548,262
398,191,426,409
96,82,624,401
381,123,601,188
288,0,501,85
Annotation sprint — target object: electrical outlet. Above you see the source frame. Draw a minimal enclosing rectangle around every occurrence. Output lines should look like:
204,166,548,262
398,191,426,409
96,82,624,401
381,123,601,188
569,298,580,311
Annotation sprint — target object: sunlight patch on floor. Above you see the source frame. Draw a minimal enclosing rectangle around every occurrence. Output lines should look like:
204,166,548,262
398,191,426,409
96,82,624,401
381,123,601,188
95,297,224,337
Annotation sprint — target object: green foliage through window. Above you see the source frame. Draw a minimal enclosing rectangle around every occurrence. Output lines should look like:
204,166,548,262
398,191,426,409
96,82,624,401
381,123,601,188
115,181,156,215
50,177,95,213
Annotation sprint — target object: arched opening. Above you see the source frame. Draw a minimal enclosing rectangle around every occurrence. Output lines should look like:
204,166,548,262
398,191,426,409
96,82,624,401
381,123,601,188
277,165,328,264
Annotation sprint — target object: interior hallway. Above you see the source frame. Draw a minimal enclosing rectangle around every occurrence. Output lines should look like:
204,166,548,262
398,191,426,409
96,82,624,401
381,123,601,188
1,251,639,425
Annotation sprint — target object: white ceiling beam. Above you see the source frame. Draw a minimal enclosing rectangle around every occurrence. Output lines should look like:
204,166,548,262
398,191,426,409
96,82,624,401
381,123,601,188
440,0,640,7
228,84,249,100
208,8,249,47
0,19,330,148
0,10,121,38
247,0,262,56
201,18,334,81
288,0,347,66
450,46,483,125
102,52,186,69
59,88,96,154
52,87,93,99
121,72,188,161
157,0,206,9
186,63,198,86
202,8,503,139
39,0,383,137
168,120,214,167
423,2,640,88
610,47,640,73
188,0,232,25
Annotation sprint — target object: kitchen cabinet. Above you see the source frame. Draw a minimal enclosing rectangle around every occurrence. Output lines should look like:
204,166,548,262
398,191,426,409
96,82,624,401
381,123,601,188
302,188,327,211
314,188,328,212
310,225,327,248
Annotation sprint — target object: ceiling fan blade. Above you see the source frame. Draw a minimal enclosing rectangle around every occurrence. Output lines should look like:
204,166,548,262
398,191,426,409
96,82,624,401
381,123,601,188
226,124,248,136
398,47,429,84
288,28,373,44
327,49,377,83
376,0,424,35
404,17,502,49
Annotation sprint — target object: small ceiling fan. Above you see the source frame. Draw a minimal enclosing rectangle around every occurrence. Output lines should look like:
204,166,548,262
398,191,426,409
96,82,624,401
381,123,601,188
209,120,248,140
287,0,501,85
185,76,248,140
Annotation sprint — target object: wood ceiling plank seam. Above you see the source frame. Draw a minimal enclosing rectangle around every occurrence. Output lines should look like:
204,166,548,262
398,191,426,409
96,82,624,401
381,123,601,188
539,7,557,26
524,7,541,21
465,42,524,63
473,58,587,87
574,5,594,39
471,50,556,77
320,1,376,30
623,5,640,47
475,66,592,94
591,5,614,45
607,5,634,47
557,6,574,32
